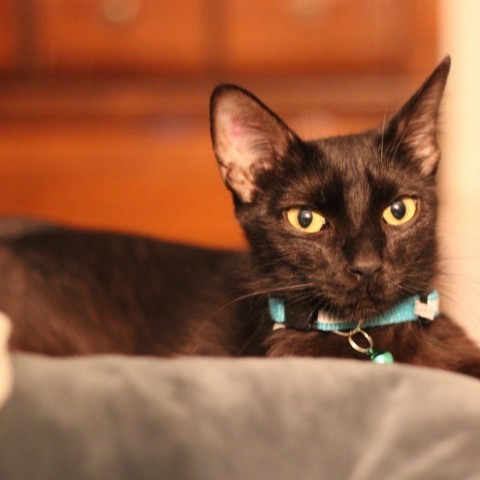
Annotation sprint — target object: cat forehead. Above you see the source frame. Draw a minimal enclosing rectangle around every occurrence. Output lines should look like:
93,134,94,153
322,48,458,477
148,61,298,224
281,133,404,217
313,133,380,171
294,133,383,194
308,132,418,189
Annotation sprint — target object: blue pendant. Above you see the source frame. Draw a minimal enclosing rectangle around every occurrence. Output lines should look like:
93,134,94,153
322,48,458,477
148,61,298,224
370,350,394,364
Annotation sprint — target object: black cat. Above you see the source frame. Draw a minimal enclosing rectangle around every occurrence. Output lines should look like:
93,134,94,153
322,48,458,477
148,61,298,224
2,57,480,377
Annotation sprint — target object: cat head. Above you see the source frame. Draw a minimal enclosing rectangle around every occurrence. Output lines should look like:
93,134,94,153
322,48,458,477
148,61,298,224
210,58,450,320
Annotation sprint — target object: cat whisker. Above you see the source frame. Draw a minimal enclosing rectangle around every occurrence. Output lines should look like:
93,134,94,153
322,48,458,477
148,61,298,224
188,282,318,354
236,315,274,356
438,289,480,324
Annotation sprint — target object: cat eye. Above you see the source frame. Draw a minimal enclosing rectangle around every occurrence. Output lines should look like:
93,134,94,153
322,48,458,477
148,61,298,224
285,207,327,233
382,197,417,226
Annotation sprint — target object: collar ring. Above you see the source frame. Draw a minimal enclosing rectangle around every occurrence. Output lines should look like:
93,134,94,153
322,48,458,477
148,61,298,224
348,329,374,354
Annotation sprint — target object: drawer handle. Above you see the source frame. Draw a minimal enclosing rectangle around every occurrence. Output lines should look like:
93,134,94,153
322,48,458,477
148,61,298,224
102,0,141,25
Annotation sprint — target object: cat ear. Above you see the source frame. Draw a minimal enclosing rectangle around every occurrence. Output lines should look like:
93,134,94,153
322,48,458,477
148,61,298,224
386,56,451,176
210,85,296,202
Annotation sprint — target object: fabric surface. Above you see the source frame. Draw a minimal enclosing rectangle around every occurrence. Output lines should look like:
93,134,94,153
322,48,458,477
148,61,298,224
1,354,479,480
0,312,12,409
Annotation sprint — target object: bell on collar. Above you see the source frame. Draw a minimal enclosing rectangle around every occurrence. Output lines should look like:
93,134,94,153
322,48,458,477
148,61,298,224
370,350,395,364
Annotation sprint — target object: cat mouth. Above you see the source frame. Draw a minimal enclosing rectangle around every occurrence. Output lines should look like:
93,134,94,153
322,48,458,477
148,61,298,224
330,303,380,322
348,299,384,320
347,280,397,318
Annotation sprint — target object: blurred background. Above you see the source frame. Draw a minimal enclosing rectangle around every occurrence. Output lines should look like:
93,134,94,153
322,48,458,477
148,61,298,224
0,0,479,339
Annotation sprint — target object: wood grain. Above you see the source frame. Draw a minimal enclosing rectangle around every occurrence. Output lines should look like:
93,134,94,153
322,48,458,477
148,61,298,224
36,0,210,73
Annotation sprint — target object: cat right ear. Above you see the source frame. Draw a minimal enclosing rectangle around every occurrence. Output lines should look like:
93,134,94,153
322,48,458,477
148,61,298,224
385,56,451,176
210,85,295,203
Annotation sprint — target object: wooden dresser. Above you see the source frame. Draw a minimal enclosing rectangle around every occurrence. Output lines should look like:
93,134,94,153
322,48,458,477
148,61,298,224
0,0,438,248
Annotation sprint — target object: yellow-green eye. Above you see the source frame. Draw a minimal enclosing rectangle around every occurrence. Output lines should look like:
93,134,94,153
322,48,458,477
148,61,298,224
286,207,326,233
382,197,417,226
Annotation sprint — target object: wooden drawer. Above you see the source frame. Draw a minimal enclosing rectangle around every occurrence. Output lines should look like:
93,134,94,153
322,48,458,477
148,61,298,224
0,119,246,248
222,0,437,75
0,0,19,72
35,0,210,73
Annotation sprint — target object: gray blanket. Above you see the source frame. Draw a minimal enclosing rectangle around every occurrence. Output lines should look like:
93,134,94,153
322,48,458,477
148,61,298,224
1,355,479,480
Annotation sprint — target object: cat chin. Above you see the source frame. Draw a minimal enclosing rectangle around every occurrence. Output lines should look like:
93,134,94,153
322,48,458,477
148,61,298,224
331,280,414,320
334,306,382,322
322,295,390,321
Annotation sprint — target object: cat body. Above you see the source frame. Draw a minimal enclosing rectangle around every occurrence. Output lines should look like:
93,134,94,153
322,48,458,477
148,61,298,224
2,57,480,377
0,220,255,356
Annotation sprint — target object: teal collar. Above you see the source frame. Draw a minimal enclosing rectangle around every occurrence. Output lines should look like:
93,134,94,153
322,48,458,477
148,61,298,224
268,290,439,332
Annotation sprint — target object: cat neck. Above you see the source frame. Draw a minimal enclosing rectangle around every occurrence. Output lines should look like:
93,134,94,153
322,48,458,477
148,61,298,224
268,291,439,333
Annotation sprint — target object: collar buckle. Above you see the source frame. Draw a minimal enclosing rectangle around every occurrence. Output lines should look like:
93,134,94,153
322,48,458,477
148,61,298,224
414,291,439,322
268,297,317,331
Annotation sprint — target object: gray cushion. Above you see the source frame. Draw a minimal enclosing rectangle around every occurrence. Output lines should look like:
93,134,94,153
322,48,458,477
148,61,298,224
1,355,480,480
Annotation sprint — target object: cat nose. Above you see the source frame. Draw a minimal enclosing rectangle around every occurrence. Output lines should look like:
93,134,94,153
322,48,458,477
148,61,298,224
349,256,382,278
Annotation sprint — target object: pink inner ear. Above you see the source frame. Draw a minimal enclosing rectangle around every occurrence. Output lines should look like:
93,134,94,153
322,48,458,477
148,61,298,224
225,116,255,155
228,117,246,140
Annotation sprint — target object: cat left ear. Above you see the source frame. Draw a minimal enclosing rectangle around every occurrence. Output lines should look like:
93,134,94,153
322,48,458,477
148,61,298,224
210,85,296,203
386,56,451,176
